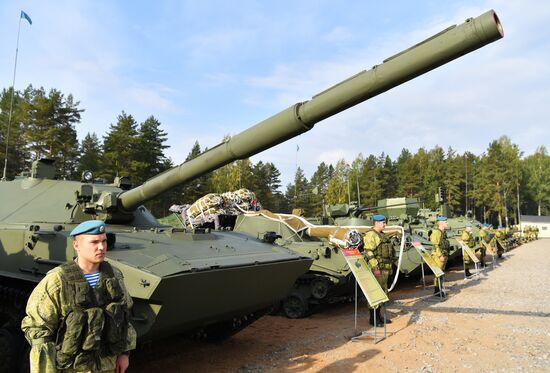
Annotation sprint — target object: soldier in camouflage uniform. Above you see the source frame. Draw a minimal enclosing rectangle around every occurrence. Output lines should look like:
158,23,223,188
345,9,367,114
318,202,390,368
481,223,495,259
460,224,478,277
430,216,450,297
363,214,394,326
21,220,136,373
523,225,532,241
495,225,506,258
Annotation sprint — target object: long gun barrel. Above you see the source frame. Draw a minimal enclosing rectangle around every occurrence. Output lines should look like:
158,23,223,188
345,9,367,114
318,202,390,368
120,10,503,211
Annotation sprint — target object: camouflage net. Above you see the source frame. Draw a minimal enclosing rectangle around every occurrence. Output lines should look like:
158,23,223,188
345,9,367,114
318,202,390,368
169,188,261,229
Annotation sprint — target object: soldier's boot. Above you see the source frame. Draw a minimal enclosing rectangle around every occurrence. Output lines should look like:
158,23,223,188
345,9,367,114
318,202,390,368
376,307,391,324
368,309,383,327
465,268,472,277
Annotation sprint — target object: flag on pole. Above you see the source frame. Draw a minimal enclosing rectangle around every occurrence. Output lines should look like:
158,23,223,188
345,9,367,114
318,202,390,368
21,11,32,25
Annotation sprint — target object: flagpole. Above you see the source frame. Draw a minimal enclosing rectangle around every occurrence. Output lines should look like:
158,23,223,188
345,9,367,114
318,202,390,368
2,16,23,181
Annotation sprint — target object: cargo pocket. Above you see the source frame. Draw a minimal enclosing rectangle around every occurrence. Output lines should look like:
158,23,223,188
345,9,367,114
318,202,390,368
56,309,85,368
82,307,105,351
75,282,93,307
105,278,123,302
104,302,128,355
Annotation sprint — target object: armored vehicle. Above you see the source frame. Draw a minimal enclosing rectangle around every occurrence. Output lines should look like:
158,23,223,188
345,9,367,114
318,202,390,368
233,210,404,318
0,9,502,372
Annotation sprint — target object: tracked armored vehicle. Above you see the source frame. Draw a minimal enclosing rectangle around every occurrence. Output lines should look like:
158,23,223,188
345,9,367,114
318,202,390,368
233,210,404,318
0,9,502,371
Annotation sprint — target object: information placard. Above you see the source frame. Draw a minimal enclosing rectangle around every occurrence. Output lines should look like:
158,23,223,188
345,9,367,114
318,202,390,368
411,241,444,277
341,248,389,308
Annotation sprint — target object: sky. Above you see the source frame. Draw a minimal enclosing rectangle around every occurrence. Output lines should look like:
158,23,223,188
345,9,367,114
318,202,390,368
1,1,549,188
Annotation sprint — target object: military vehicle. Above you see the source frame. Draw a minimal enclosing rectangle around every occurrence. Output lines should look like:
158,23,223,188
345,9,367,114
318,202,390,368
0,9,502,372
318,196,483,277
377,197,489,272
233,210,405,318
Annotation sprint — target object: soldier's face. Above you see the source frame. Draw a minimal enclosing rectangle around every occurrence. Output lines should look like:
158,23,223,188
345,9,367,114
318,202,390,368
74,233,108,266
374,220,386,232
438,221,448,230
465,227,472,233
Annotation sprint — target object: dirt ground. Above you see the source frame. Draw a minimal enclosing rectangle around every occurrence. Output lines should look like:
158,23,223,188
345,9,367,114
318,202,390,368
132,239,550,373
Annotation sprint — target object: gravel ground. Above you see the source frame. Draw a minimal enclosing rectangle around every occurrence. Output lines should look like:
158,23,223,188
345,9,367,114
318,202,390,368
132,239,550,373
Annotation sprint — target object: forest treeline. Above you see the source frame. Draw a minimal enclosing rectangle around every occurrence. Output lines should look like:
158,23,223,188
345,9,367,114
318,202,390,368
1,85,549,222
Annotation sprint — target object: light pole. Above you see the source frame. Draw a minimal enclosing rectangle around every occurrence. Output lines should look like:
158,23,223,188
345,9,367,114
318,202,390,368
465,156,468,213
356,164,361,206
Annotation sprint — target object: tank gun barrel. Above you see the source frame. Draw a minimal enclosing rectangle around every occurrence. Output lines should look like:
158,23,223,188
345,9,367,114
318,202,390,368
355,201,423,216
120,10,503,211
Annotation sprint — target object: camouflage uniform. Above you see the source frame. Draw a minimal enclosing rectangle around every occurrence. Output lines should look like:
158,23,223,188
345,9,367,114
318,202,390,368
460,230,478,266
363,227,394,325
21,261,137,373
478,228,488,266
495,227,506,257
430,228,450,288
363,230,394,294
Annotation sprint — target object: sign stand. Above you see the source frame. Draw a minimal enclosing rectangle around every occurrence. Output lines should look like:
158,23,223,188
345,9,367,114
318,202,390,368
456,239,481,280
481,241,497,269
332,234,392,344
412,241,446,301
351,280,390,343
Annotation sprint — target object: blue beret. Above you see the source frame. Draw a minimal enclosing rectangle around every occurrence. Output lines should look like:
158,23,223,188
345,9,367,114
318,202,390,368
436,216,448,221
70,220,106,237
464,223,472,227
372,214,386,222
498,225,503,229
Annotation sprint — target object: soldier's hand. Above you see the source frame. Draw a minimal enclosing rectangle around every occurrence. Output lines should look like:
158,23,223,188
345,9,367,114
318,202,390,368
373,269,381,278
116,354,130,373
439,256,446,262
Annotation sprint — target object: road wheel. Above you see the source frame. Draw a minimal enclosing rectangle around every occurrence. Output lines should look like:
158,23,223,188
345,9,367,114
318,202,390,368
310,278,330,300
282,293,308,319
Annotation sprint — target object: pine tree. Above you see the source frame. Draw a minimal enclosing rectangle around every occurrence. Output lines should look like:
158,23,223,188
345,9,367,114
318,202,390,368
135,115,170,183
395,149,419,198
326,160,350,205
77,133,102,177
285,167,311,212
523,146,550,216
102,111,141,182
309,162,331,215
179,141,211,203
0,87,29,178
22,86,82,178
442,147,463,215
379,154,396,199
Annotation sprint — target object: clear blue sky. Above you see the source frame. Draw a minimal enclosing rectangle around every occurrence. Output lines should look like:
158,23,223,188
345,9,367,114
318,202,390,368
1,1,548,188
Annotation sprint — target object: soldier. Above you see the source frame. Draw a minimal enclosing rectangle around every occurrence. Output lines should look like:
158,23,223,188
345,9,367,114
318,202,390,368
430,216,450,297
523,225,531,241
460,224,478,277
21,220,136,373
482,223,495,255
495,225,506,258
535,226,539,240
363,214,394,326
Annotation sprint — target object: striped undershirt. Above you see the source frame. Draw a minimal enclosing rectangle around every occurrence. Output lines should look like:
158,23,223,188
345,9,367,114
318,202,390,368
83,272,100,288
